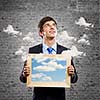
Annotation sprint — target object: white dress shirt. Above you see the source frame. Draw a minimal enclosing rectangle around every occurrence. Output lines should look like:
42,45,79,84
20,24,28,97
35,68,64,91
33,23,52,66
42,42,57,54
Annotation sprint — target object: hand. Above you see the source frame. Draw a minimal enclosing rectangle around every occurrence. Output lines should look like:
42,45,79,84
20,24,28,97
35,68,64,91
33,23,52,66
23,64,30,77
67,65,75,76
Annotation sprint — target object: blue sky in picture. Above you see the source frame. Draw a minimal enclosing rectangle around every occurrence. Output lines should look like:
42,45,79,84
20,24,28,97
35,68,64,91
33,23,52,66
31,57,67,82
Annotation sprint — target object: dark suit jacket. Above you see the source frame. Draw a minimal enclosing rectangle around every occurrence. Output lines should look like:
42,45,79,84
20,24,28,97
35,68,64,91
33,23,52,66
20,43,78,96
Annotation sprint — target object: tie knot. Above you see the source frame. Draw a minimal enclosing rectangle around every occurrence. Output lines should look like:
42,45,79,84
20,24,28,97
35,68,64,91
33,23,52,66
47,47,53,54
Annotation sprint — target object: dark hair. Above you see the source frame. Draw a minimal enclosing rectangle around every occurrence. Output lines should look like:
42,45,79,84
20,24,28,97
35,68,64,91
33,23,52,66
38,16,57,32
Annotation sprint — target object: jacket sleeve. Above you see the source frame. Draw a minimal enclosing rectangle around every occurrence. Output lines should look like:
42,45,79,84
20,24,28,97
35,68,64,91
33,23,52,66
70,58,78,83
19,60,27,83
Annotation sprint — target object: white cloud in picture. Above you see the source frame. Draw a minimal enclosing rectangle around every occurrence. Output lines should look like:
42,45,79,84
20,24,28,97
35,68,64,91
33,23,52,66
42,76,52,81
33,65,56,72
34,57,48,63
33,59,65,72
32,73,52,81
47,60,65,69
32,73,44,78
31,56,67,82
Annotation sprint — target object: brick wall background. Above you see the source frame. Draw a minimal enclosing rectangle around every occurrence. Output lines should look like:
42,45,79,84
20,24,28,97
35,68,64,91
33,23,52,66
0,0,100,100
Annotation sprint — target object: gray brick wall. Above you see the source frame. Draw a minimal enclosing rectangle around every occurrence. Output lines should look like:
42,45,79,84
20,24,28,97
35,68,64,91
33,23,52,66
0,0,100,100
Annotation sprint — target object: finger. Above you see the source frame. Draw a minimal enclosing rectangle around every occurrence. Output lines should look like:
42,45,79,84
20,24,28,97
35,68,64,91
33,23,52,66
24,68,30,72
68,68,74,74
69,70,74,74
69,69,74,73
23,71,30,76
24,60,27,66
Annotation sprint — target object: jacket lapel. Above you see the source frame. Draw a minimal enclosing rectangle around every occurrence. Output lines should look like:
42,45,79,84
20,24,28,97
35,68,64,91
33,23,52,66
38,44,43,53
57,44,62,54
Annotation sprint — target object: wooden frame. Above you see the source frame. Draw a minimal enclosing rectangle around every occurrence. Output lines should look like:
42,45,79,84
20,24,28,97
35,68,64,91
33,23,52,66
27,54,71,88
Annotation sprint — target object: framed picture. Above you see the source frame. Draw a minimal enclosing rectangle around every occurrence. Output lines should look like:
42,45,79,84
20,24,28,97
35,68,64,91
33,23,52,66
27,54,71,88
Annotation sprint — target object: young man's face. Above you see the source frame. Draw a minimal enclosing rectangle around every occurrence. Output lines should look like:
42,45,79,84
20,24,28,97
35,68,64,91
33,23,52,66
41,21,57,38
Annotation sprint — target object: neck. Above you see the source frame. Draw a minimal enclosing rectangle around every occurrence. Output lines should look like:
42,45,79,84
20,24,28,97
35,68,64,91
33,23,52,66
43,37,56,47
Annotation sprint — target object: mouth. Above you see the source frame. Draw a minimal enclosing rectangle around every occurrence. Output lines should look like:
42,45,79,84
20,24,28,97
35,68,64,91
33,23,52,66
49,30,56,34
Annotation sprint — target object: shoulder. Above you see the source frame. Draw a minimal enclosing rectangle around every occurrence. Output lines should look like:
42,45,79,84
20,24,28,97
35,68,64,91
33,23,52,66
57,43,70,50
57,43,70,54
29,43,42,53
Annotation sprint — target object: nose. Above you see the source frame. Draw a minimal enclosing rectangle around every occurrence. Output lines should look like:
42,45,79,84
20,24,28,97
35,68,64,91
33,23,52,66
49,24,55,29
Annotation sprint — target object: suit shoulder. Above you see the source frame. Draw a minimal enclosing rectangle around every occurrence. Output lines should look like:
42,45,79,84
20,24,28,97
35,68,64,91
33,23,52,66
29,44,42,50
57,44,70,50
29,44,42,53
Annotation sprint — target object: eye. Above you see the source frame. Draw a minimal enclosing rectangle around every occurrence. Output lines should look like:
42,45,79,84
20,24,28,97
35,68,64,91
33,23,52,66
46,24,50,26
43,23,50,27
52,23,56,26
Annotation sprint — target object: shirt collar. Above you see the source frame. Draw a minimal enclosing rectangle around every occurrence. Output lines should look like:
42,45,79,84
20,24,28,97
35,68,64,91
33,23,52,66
43,41,57,52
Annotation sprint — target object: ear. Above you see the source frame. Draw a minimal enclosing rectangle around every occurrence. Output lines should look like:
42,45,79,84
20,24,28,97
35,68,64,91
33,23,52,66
39,32,44,37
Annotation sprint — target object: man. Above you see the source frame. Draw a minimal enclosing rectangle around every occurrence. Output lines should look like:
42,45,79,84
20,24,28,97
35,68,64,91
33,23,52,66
20,16,78,100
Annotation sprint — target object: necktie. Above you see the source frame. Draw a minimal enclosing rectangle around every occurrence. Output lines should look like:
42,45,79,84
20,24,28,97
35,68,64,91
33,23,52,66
47,47,53,54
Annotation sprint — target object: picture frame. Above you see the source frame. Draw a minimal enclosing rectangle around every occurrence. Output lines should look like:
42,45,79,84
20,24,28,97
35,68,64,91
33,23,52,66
27,54,71,88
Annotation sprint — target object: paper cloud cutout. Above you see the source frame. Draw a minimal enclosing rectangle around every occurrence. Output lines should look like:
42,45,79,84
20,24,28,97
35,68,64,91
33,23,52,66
77,34,90,45
3,24,22,36
59,31,76,41
62,45,83,57
75,17,93,28
23,32,34,41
